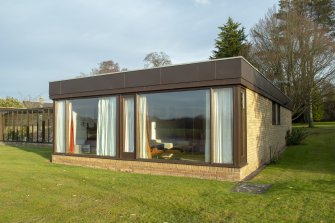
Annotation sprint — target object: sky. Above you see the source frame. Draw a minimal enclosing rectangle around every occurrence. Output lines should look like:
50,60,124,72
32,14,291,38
0,0,278,102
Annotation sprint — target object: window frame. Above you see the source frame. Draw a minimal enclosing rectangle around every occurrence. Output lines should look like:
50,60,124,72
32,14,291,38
120,94,136,160
53,85,247,168
272,102,281,125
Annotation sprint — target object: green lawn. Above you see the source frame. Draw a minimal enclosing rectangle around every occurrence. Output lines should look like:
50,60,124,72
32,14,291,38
0,123,334,222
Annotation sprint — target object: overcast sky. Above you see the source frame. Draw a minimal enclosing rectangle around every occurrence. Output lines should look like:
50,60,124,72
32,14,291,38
0,0,278,101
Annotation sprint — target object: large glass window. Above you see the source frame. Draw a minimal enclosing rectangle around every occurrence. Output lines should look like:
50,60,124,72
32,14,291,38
42,110,48,143
0,108,53,143
28,110,33,142
4,111,10,141
21,110,28,142
67,98,98,155
138,90,210,163
37,110,43,142
12,111,16,141
48,109,54,143
67,97,117,156
272,102,281,125
32,110,38,142
17,111,23,141
53,88,235,165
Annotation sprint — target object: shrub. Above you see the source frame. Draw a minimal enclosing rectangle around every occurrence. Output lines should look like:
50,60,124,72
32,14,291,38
286,128,309,145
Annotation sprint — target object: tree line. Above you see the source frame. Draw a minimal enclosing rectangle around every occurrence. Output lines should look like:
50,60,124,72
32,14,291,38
79,52,172,77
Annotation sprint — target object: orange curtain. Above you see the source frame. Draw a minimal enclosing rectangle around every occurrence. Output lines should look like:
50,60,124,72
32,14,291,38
69,118,74,154
146,109,152,159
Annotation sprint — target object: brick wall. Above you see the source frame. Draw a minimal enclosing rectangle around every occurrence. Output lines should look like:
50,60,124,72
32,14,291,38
240,89,292,179
52,155,241,181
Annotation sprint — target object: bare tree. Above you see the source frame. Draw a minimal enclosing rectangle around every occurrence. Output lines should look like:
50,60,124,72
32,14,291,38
250,7,335,126
80,60,127,77
91,60,120,75
143,52,172,68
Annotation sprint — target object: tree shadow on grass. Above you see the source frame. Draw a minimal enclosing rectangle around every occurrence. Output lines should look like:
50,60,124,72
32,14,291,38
313,179,335,186
266,125,335,176
14,145,52,161
272,148,335,176
267,179,335,196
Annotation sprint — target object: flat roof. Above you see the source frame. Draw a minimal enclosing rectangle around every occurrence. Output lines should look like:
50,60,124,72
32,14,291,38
49,57,292,110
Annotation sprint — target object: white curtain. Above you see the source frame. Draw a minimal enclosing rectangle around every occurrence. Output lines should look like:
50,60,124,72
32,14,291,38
55,100,65,153
138,95,149,159
205,90,211,163
124,97,134,153
213,88,233,164
96,97,116,156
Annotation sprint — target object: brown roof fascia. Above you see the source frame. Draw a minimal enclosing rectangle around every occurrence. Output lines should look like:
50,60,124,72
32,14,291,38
49,57,292,110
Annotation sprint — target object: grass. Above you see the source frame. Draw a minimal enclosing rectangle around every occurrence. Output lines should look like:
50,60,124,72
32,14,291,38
293,121,335,128
0,123,334,222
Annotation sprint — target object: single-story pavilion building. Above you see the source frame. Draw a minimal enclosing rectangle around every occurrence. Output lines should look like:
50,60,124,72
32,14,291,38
50,57,292,181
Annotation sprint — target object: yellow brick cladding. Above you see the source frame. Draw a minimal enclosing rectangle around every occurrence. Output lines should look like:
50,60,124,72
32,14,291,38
240,89,292,179
52,155,241,181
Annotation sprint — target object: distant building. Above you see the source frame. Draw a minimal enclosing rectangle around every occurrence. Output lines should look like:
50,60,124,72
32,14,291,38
0,98,53,143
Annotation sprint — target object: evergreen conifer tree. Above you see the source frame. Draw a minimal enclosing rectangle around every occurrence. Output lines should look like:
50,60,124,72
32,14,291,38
210,17,247,59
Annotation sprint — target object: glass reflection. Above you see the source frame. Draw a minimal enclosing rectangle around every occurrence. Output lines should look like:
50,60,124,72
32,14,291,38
138,90,210,162
68,98,99,155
